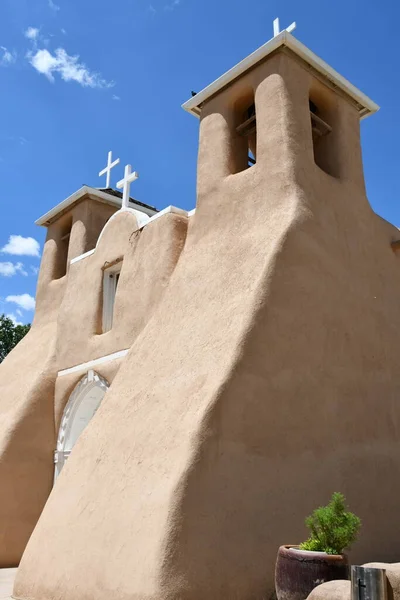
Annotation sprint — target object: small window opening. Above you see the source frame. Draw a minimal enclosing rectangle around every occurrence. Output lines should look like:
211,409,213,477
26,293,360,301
309,99,338,177
102,262,122,333
236,102,257,171
310,101,332,140
54,219,72,279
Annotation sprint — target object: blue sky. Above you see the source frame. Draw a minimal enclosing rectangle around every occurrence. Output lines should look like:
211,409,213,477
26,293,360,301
0,0,399,324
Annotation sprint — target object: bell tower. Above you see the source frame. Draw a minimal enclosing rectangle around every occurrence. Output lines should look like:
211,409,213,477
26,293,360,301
183,23,378,213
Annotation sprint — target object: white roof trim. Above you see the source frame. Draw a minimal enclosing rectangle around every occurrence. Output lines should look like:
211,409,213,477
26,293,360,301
142,205,189,227
94,206,150,250
182,31,379,119
58,348,130,377
70,248,96,265
35,185,157,227
69,205,189,266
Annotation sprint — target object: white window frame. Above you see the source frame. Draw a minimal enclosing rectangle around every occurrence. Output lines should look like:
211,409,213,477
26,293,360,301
54,370,109,481
102,261,122,333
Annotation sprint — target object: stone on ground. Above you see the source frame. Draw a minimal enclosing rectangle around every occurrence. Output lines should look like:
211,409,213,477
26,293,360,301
307,563,400,600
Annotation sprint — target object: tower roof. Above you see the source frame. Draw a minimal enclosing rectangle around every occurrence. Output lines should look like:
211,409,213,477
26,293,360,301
35,186,158,227
182,30,379,120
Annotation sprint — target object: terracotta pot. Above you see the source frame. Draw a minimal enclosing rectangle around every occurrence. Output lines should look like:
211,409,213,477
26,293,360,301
275,545,349,600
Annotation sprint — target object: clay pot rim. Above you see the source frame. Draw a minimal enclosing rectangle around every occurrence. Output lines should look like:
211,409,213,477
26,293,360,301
279,545,347,563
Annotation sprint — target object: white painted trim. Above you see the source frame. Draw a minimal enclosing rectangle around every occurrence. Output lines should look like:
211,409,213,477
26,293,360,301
182,31,379,119
70,249,95,264
141,205,189,228
95,206,150,249
68,206,189,267
58,349,129,377
54,371,109,480
36,187,118,226
35,186,157,227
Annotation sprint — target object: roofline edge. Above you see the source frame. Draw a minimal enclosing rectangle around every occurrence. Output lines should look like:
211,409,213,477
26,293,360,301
182,31,379,120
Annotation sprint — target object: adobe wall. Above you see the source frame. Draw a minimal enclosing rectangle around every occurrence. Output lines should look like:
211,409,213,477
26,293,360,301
0,197,120,567
55,209,188,371
53,207,188,436
13,52,400,600
0,196,187,567
67,199,117,262
0,221,65,567
0,197,117,566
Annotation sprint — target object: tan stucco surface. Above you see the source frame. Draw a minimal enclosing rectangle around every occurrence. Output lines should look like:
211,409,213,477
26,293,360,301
0,221,66,567
2,50,400,599
0,196,187,569
0,197,117,566
56,209,188,370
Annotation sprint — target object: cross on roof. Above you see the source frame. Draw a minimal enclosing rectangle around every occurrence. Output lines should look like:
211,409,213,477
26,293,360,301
273,17,296,38
116,164,139,210
99,151,120,189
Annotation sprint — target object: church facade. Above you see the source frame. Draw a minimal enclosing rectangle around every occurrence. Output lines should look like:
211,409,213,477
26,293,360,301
1,25,400,600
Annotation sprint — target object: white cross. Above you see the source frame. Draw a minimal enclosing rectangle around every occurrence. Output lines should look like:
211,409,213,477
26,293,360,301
99,150,120,189
116,164,139,210
273,17,296,38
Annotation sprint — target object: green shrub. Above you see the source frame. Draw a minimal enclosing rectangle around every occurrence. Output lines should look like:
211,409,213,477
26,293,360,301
299,492,361,555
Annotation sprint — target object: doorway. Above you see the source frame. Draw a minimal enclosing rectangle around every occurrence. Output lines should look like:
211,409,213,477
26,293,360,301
54,370,109,480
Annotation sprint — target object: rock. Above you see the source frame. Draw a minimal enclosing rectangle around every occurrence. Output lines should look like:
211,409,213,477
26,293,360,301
363,563,400,599
306,563,400,600
307,579,350,600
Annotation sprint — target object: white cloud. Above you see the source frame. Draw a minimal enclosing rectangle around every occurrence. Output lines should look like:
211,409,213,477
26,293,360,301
48,0,60,11
1,235,40,257
0,47,16,66
0,262,18,276
24,27,39,41
16,309,23,317
30,265,40,275
17,263,28,276
3,135,28,146
29,47,114,88
24,27,51,48
29,49,58,81
165,0,180,10
112,94,120,101
6,313,23,326
0,262,28,277
61,28,67,35
6,294,36,311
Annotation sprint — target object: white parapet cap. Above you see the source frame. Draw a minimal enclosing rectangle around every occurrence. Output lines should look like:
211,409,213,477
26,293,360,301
182,30,379,120
35,185,158,227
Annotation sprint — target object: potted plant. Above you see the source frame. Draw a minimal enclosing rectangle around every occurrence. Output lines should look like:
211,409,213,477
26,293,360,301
275,493,361,600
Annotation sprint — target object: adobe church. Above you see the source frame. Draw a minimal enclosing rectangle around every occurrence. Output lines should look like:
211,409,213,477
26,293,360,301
1,22,400,600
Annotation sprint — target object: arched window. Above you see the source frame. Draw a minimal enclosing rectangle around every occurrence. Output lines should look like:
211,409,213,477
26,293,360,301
54,370,109,480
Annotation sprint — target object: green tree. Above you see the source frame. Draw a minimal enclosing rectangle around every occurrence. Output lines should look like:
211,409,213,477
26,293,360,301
0,314,31,363
300,492,361,555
